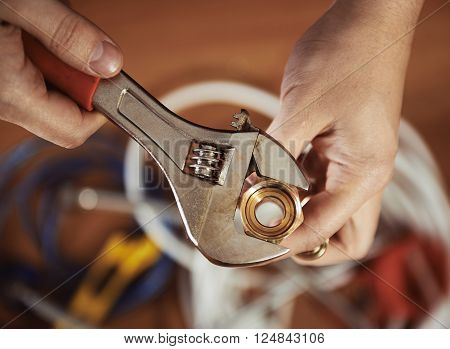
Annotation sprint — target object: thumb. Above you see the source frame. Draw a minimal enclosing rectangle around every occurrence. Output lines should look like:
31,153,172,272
267,84,329,158
282,163,384,255
0,0,123,77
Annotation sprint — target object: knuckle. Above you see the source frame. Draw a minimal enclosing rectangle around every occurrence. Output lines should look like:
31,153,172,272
0,23,20,39
0,25,25,69
376,146,397,170
379,162,395,185
50,13,83,53
61,138,83,149
366,159,395,192
356,150,395,193
60,132,88,149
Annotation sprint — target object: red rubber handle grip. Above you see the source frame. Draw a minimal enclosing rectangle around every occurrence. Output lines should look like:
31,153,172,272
22,32,100,111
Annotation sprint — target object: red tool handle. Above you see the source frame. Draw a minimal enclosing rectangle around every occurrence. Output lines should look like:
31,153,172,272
22,32,100,111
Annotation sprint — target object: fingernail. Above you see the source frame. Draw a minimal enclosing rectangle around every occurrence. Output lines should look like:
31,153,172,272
89,40,123,77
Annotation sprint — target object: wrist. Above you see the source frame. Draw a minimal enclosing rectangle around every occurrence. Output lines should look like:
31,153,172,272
293,0,425,77
330,0,425,37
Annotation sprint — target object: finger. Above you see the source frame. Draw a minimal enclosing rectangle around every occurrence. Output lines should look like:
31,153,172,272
0,22,106,147
281,172,380,252
0,0,122,77
16,88,107,148
267,82,330,156
290,192,383,266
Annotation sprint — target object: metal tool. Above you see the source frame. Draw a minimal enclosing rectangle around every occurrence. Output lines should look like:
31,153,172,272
23,33,309,266
59,233,160,327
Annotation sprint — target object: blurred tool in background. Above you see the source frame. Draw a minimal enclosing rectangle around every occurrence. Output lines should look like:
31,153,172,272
57,232,166,327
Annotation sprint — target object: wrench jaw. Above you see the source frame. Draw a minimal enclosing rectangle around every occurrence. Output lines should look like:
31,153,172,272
230,110,309,191
193,132,309,267
197,236,290,267
181,198,291,267
171,130,292,267
252,132,310,191
172,124,308,266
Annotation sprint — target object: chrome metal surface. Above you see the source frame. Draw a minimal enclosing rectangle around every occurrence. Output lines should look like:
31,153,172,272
184,141,234,185
253,133,309,190
92,71,309,266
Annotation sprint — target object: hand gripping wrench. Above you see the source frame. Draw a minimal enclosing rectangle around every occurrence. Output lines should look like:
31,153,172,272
22,33,309,266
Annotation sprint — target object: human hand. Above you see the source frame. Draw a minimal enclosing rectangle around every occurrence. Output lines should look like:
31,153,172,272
0,0,123,148
269,0,424,265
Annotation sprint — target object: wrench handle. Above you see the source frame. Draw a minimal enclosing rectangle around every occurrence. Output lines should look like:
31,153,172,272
22,31,100,111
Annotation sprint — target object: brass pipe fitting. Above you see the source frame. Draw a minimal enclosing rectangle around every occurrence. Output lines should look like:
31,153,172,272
240,179,328,261
240,179,303,244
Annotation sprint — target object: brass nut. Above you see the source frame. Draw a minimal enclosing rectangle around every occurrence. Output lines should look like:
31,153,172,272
240,179,303,243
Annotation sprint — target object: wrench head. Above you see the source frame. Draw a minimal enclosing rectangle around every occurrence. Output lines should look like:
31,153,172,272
252,132,309,191
171,128,308,267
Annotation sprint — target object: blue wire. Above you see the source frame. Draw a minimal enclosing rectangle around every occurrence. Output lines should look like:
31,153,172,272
0,138,48,189
0,135,123,234
16,156,122,266
0,138,49,232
